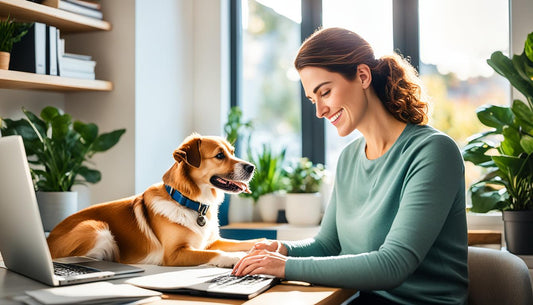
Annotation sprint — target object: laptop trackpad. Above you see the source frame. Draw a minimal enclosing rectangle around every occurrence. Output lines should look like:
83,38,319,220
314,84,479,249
74,260,144,275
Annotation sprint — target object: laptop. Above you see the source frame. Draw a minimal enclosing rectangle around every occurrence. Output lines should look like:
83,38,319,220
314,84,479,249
0,135,144,286
126,266,279,299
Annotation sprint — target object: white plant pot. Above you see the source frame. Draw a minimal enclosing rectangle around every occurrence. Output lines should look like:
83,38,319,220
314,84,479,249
286,193,322,226
36,191,78,232
228,195,254,223
257,192,286,223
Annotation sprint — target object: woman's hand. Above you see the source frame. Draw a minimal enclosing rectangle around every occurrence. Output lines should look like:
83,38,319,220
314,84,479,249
249,240,288,255
232,249,287,278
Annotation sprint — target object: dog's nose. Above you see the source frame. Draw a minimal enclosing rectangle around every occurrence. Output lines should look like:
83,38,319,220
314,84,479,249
243,163,255,174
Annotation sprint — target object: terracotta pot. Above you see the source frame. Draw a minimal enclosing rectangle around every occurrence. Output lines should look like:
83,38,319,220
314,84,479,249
0,51,10,70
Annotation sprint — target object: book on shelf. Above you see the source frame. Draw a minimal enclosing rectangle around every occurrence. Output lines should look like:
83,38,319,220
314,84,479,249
57,38,96,80
42,0,103,20
60,57,96,73
9,23,47,75
46,26,59,76
65,0,101,10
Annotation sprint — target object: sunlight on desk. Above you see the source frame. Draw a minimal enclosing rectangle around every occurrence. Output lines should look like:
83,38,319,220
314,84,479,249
158,285,357,305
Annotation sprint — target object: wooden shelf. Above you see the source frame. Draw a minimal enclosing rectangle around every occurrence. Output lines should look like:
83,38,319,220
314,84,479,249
0,0,111,33
0,69,112,91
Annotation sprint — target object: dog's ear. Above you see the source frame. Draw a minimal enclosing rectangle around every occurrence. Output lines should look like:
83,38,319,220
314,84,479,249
174,138,202,168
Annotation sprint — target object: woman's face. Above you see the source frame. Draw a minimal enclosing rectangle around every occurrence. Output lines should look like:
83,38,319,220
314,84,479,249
299,66,367,137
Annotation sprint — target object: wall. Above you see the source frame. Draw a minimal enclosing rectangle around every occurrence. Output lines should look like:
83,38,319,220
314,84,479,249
134,0,194,193
134,0,230,193
64,0,137,208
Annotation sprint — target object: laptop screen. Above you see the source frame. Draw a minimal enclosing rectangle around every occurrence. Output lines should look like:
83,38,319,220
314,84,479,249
0,136,58,286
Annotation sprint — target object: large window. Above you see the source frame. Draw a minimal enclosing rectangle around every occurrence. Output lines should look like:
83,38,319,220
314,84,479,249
240,0,302,160
234,0,510,181
418,0,510,187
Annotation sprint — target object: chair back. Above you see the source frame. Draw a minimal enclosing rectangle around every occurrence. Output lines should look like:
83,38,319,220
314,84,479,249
468,246,533,305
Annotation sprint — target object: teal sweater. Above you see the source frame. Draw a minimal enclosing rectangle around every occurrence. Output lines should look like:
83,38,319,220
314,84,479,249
284,124,468,305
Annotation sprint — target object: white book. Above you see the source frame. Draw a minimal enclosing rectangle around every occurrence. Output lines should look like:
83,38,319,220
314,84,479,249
63,53,92,61
60,57,96,73
47,26,58,76
58,0,103,19
59,70,96,80
64,0,101,10
35,23,47,75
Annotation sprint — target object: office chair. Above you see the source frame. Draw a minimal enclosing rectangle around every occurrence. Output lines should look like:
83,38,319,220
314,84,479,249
468,246,533,305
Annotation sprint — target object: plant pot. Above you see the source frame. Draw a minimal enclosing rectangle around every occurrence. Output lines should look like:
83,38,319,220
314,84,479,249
228,195,254,223
0,51,10,70
286,192,322,226
36,191,78,232
257,192,285,223
503,210,533,255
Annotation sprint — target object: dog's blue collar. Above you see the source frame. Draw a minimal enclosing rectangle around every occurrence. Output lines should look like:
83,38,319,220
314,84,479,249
164,185,209,226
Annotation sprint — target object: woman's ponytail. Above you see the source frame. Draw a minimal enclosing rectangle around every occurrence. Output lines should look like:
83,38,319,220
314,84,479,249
371,54,428,125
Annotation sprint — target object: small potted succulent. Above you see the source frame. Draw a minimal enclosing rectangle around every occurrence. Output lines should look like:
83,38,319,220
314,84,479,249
0,16,32,69
282,157,325,226
1,106,126,231
462,32,533,254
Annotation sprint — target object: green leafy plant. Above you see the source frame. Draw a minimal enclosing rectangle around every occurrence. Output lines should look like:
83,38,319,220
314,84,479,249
224,106,253,146
282,157,325,193
241,143,287,202
1,106,126,192
462,32,533,212
0,16,32,53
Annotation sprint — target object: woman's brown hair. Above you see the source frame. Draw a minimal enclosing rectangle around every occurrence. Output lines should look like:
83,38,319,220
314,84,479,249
294,27,428,125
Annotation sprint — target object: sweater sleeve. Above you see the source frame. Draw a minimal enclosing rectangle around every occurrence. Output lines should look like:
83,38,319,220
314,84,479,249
284,135,465,290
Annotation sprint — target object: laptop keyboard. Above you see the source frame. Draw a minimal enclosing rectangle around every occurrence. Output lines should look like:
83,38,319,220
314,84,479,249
53,262,100,277
207,274,270,287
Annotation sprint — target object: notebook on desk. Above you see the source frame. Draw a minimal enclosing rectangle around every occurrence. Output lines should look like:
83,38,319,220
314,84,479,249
126,266,279,299
0,136,144,286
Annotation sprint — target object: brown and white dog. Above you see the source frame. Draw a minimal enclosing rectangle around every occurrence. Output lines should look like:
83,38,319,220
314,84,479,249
47,134,260,267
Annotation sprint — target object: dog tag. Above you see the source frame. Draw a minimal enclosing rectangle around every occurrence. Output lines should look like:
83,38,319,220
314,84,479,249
197,215,206,227
197,204,209,227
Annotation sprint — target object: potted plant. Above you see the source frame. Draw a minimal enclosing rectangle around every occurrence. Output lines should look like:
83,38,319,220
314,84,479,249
462,32,533,254
282,157,325,226
0,16,32,69
241,143,287,223
1,106,126,231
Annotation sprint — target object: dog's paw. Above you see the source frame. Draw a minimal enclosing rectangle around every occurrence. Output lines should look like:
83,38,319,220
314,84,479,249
208,251,247,268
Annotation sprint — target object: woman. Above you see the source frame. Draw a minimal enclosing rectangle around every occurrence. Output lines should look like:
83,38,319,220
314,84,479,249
233,27,468,305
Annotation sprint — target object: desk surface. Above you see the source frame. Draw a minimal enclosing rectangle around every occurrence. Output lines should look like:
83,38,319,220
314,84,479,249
0,263,356,305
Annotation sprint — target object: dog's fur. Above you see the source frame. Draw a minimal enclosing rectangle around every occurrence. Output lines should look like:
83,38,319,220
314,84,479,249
47,134,260,267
